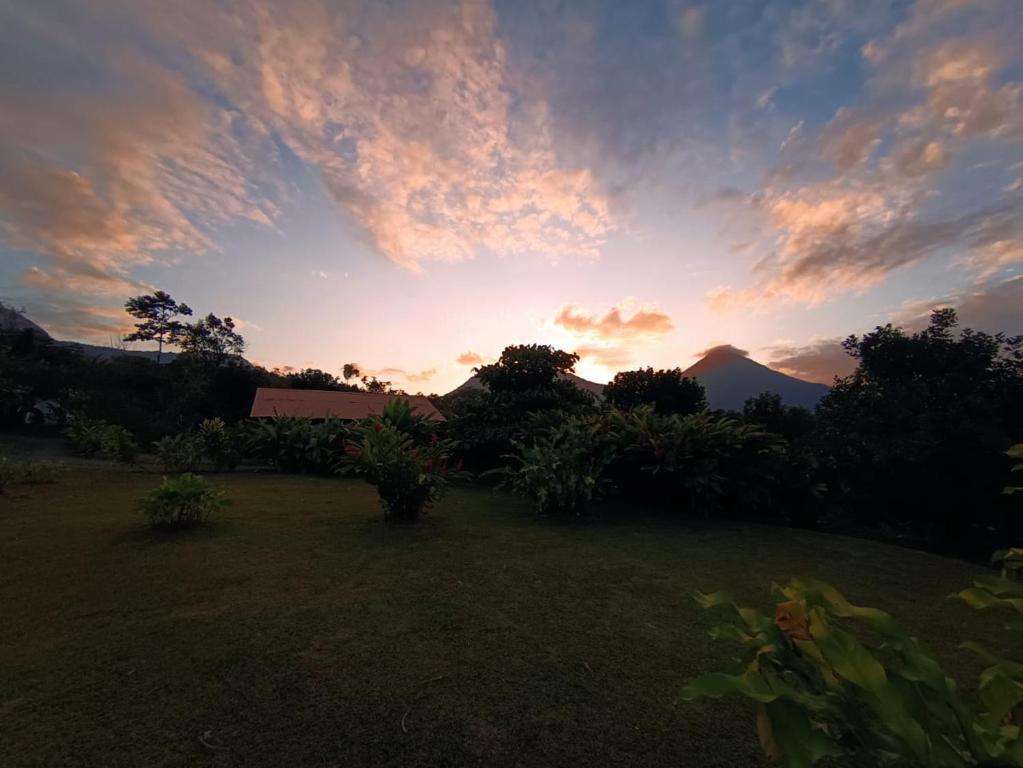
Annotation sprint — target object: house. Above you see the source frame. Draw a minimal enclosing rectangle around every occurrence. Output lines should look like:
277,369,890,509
249,387,445,421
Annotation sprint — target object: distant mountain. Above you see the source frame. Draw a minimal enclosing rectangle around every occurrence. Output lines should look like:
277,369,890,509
681,346,829,411
1,304,177,363
0,305,51,339
52,341,180,363
447,371,606,398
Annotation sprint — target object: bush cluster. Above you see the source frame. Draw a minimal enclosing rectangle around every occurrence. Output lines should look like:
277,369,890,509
66,418,139,464
340,402,464,522
137,473,229,529
0,453,59,494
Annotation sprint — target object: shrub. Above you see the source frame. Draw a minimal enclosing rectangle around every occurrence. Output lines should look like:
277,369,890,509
198,417,240,471
153,432,204,473
245,416,350,474
607,407,786,516
340,422,464,522
137,473,228,529
682,549,1023,767
500,417,613,517
65,417,139,464
0,454,58,494
379,397,437,442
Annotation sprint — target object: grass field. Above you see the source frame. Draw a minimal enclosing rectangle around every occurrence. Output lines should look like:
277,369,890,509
0,465,1007,767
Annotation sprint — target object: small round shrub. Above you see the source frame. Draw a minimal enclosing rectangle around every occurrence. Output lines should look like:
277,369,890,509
137,473,228,529
153,432,205,473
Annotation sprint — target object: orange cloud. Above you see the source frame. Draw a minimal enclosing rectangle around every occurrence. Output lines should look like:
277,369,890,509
0,46,276,300
135,0,614,270
456,352,484,366
765,339,855,384
574,345,634,369
554,301,674,341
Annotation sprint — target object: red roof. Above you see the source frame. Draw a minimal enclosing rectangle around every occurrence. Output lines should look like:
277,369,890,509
250,388,445,421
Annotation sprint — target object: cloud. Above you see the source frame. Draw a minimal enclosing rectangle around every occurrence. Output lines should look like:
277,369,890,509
12,297,135,343
0,37,276,298
136,0,614,270
574,345,634,369
554,300,673,341
357,364,436,384
695,344,749,358
766,275,1023,385
709,178,1023,309
0,0,615,328
456,351,484,366
820,108,883,171
712,1,1023,310
765,339,855,384
891,274,1023,335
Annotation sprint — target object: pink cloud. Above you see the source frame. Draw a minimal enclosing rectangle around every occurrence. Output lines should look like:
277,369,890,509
554,301,673,341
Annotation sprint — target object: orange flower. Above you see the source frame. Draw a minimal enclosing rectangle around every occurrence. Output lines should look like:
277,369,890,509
775,601,811,641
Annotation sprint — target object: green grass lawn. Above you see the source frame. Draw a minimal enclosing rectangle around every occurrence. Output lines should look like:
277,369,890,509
0,467,1006,767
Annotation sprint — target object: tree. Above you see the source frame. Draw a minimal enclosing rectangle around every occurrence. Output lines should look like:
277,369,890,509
742,392,815,442
442,344,595,472
818,308,1023,554
179,313,245,365
286,368,357,391
342,363,361,382
604,367,707,415
361,376,394,393
475,344,579,394
123,291,192,364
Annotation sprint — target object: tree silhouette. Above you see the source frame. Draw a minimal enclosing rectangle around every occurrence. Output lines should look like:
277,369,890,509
604,367,706,415
123,291,192,364
179,314,245,365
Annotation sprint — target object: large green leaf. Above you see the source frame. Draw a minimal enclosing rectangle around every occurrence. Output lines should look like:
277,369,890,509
762,699,842,768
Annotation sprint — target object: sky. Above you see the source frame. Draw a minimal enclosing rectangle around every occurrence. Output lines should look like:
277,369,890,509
1,0,1021,393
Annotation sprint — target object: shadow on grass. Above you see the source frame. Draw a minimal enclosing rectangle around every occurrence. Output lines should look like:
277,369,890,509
107,520,239,550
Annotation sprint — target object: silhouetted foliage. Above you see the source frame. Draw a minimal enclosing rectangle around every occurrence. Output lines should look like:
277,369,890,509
123,291,192,364
285,368,358,391
441,344,596,472
179,313,245,364
604,367,707,415
475,344,579,394
818,308,1023,554
742,393,816,442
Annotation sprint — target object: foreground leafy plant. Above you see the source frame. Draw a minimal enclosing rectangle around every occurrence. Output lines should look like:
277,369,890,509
340,421,464,522
137,473,229,529
499,417,613,517
682,555,1023,767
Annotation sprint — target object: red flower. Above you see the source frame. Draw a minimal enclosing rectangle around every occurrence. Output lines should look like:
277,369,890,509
774,601,811,642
